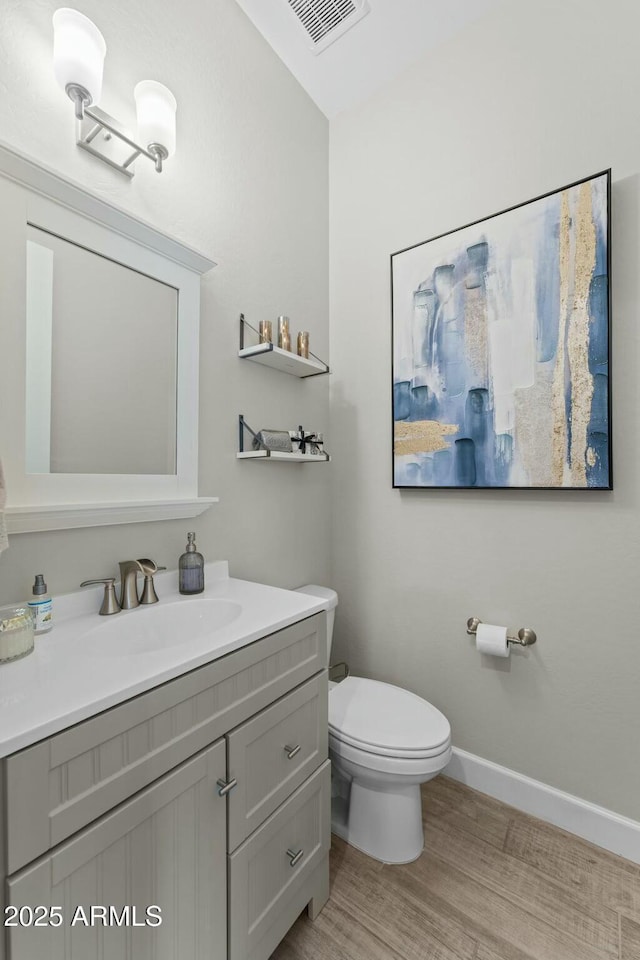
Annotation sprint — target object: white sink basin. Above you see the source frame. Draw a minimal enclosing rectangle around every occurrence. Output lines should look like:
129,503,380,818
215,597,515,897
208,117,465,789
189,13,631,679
79,598,243,656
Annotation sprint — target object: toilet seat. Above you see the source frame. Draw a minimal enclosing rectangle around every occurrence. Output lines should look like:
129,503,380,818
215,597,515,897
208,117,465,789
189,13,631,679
329,676,451,760
329,731,452,778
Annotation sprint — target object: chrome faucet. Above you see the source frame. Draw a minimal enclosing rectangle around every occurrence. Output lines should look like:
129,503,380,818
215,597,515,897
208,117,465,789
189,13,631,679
118,560,145,610
82,560,165,615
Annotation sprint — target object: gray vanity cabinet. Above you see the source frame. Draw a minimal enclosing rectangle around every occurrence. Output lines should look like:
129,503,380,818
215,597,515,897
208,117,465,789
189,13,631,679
0,612,329,960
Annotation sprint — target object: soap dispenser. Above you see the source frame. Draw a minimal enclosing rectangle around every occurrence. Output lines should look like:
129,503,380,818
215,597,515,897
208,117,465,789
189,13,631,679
179,533,204,595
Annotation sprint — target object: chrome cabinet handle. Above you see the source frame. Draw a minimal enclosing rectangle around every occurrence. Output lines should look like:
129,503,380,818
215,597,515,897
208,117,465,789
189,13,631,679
284,744,301,760
286,848,304,868
216,777,238,797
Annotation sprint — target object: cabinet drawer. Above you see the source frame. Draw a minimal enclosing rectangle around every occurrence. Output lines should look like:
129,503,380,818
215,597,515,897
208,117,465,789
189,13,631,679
6,741,227,960
227,671,328,850
3,612,326,874
228,759,331,960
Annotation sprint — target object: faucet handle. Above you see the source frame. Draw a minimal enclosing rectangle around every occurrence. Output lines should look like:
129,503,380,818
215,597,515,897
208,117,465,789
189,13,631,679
136,559,166,575
137,560,167,605
80,578,121,616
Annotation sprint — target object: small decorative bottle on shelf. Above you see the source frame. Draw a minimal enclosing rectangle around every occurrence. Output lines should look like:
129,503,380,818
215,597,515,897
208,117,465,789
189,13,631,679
179,532,205,595
277,316,291,352
296,331,309,358
259,320,272,343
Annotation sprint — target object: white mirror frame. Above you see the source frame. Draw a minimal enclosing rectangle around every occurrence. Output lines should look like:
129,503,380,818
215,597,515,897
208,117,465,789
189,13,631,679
0,140,217,533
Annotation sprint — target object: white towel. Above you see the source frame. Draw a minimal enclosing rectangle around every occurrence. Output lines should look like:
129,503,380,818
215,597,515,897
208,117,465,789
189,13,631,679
0,460,8,554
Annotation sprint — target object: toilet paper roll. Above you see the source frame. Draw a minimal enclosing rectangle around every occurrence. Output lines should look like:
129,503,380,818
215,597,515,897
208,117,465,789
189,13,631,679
476,622,510,658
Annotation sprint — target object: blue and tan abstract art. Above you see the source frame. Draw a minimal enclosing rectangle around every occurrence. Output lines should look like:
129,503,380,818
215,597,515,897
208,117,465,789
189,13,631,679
392,172,611,489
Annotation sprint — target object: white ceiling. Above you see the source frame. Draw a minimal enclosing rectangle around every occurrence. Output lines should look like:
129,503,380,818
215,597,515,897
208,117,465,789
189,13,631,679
234,0,500,118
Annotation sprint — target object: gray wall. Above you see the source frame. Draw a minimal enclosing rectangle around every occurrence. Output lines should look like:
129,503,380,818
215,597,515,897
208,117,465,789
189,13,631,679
0,0,329,600
329,0,640,819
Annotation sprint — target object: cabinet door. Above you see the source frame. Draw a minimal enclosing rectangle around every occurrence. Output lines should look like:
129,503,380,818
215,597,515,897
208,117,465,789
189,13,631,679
6,741,226,960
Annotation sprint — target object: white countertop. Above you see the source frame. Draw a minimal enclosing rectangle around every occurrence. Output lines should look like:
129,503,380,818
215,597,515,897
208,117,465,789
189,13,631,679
0,562,328,758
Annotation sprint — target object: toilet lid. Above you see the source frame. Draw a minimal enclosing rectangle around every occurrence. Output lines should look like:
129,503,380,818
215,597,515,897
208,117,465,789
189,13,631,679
329,677,451,758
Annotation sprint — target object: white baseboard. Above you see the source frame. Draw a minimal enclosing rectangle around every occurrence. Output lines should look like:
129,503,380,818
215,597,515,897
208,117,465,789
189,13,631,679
446,747,640,865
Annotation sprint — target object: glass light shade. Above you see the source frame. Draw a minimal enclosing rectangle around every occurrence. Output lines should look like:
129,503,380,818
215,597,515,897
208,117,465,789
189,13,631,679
134,81,177,158
52,8,106,105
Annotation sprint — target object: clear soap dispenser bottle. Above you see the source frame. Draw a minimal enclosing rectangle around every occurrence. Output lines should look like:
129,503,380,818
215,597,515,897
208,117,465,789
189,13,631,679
179,533,204,595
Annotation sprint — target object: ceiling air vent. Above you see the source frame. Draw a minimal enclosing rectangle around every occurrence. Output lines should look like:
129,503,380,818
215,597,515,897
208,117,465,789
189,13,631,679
286,0,370,54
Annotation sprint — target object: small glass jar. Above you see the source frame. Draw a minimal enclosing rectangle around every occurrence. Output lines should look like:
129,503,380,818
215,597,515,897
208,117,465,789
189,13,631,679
277,316,291,352
297,331,309,359
259,320,272,344
0,605,35,663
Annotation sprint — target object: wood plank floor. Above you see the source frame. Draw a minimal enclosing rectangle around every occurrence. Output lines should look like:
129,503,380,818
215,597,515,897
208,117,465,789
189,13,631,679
271,776,640,960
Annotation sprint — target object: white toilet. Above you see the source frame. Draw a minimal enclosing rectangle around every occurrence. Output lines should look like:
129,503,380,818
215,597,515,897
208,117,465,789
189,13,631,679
296,585,452,864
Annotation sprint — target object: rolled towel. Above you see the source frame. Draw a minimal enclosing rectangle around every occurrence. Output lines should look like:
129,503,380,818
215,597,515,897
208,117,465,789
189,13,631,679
0,460,8,555
252,430,293,453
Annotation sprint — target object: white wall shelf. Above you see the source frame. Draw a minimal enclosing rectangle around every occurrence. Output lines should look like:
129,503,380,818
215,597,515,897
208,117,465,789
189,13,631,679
238,342,329,377
238,313,329,378
237,450,330,463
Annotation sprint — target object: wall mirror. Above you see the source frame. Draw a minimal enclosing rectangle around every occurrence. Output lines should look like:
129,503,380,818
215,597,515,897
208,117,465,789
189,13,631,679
0,141,217,533
26,225,179,477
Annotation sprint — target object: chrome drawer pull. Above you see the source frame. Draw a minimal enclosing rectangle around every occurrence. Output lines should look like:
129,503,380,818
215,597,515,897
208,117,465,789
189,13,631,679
286,848,304,868
216,777,238,797
284,744,301,760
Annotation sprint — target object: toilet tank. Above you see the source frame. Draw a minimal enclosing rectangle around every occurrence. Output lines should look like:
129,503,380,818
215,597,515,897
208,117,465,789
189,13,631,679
295,584,338,663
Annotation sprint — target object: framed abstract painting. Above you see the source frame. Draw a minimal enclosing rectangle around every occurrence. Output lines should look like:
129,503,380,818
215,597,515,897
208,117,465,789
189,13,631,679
391,171,611,489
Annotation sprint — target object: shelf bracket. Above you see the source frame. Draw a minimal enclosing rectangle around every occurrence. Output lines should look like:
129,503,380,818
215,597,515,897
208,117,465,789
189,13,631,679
238,413,262,454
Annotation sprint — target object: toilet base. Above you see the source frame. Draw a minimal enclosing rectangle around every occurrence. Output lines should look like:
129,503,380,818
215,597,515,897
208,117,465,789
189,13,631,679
333,779,424,864
330,795,349,841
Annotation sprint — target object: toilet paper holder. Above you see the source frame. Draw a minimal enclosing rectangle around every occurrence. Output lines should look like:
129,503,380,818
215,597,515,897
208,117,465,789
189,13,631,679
466,617,537,647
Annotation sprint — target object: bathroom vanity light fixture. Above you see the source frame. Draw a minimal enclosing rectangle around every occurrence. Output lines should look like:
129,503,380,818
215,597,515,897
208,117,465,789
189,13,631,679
52,8,177,177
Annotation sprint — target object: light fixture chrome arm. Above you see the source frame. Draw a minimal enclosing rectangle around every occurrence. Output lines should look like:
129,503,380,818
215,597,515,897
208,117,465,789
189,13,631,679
66,83,91,121
78,104,167,176
148,144,169,174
